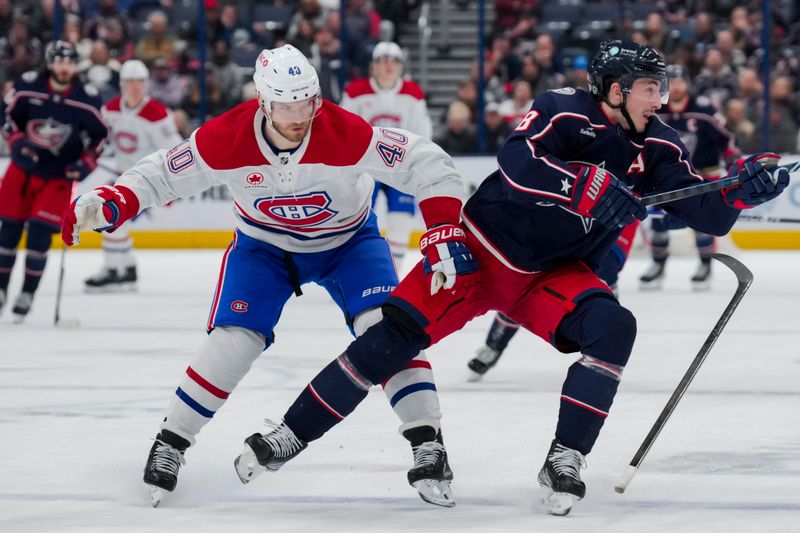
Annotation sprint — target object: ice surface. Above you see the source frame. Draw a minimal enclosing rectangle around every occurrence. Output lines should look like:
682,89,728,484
1,249,798,532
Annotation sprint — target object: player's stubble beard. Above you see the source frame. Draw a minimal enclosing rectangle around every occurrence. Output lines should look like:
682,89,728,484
273,121,310,144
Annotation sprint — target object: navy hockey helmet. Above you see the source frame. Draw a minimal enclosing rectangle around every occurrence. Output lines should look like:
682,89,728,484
45,40,79,64
588,40,668,105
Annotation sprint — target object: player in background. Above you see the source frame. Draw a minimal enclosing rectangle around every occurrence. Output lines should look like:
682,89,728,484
640,64,740,290
0,41,107,321
225,40,788,516
83,59,182,292
340,42,433,264
467,221,638,381
63,45,462,508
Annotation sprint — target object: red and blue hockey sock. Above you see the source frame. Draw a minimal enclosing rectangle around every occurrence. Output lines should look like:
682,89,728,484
0,220,24,291
21,222,53,295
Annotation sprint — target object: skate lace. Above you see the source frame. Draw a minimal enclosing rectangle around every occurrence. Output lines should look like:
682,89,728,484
474,346,500,364
412,441,444,468
549,443,586,480
151,440,186,475
264,419,304,459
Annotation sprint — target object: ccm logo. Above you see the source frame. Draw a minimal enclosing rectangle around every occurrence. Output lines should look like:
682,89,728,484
586,168,607,200
419,226,465,249
362,285,396,297
231,300,249,312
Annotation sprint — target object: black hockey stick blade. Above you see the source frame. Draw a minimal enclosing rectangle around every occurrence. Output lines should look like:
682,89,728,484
614,254,753,494
642,160,800,207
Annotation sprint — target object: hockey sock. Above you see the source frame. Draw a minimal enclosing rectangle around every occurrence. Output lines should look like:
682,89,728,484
21,222,53,295
695,232,714,260
383,352,442,435
554,297,636,454
0,220,24,291
102,227,135,271
486,312,520,352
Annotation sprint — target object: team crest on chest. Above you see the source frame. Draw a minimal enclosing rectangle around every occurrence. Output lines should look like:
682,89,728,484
114,131,138,153
26,118,72,153
254,191,338,227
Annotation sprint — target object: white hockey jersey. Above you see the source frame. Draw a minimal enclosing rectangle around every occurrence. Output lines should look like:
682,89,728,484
115,99,464,253
102,96,182,173
340,78,433,139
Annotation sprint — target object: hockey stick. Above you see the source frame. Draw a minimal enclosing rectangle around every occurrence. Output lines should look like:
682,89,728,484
642,160,800,207
54,181,81,329
614,253,753,494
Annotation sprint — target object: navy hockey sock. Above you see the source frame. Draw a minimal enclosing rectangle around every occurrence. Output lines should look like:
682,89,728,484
21,222,53,295
0,220,24,291
554,297,637,454
486,312,519,352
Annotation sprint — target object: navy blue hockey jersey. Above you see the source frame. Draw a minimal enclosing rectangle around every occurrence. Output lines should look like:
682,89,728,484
462,88,741,273
1,71,108,178
658,95,737,173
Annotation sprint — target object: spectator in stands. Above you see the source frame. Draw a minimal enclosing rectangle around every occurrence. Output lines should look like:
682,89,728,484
498,80,533,130
689,12,716,50
208,40,242,110
373,0,421,44
180,0,221,45
565,55,590,92
725,98,759,153
716,30,747,72
343,0,382,76
28,0,58,44
645,12,678,56
134,10,177,67
173,108,192,139
519,54,559,97
81,40,120,102
729,6,759,56
694,47,739,111
83,0,134,42
532,34,560,77
768,75,800,149
494,0,538,41
289,18,317,57
308,24,343,102
183,67,227,121
454,78,478,123
0,15,43,84
483,101,511,153
103,17,136,64
487,34,522,87
737,67,763,118
0,0,14,39
288,0,329,43
148,58,187,109
215,4,253,49
63,13,85,50
435,100,476,155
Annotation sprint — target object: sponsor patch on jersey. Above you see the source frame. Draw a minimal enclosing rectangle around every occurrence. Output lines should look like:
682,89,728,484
362,285,396,297
579,127,596,138
246,172,264,185
254,191,338,227
231,300,249,312
26,118,72,153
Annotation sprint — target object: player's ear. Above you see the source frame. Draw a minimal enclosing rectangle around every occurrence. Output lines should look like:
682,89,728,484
608,82,623,105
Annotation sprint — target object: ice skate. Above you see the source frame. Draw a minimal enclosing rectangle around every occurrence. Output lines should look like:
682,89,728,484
690,259,712,291
234,419,307,484
639,260,666,290
143,430,189,507
467,345,503,382
84,266,137,292
11,292,33,323
536,439,586,516
404,426,455,507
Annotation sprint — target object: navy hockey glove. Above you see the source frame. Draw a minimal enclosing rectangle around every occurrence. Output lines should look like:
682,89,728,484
65,153,98,181
10,138,39,173
62,185,140,246
570,165,646,228
420,224,479,295
723,153,789,209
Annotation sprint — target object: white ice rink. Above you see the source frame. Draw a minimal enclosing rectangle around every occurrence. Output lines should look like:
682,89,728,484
1,247,799,533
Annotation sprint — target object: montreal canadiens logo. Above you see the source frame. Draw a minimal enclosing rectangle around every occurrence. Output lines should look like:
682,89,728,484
115,131,138,154
254,191,338,227
26,119,73,153
246,172,264,185
231,300,249,312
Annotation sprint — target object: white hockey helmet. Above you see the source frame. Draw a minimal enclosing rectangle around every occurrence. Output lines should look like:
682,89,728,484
120,59,149,81
372,41,403,62
253,44,321,121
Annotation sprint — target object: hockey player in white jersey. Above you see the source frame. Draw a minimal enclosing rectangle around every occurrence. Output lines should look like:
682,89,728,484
84,59,182,291
340,42,433,263
62,45,464,508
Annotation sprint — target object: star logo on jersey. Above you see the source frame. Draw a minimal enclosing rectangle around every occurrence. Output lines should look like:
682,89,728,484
26,118,72,154
560,178,573,195
254,191,338,227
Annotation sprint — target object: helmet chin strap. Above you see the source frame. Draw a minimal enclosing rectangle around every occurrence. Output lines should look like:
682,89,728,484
602,91,638,133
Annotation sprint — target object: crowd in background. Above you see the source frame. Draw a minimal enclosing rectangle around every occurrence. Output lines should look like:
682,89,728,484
2,0,800,157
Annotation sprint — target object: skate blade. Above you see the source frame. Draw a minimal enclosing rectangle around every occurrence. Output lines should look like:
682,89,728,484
11,313,27,324
234,443,264,484
147,485,168,508
84,283,137,294
467,370,485,383
535,486,578,516
639,279,663,291
691,280,711,291
412,479,456,508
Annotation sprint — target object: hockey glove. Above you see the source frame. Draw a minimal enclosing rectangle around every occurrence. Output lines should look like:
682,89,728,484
420,224,479,295
570,165,647,229
61,185,140,246
10,137,39,174
65,153,98,181
722,153,790,209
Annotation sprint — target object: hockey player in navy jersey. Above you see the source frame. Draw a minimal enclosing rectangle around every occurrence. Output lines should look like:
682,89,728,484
0,41,107,321
62,45,462,508
640,64,741,290
226,40,789,516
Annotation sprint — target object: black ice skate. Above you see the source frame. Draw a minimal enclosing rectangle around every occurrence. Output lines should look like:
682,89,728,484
691,258,712,291
536,439,586,516
467,346,503,382
11,292,33,323
404,426,455,507
234,419,307,484
84,266,137,292
639,259,666,290
143,429,189,507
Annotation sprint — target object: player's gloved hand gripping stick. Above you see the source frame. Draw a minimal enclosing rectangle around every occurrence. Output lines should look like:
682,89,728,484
61,185,140,246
